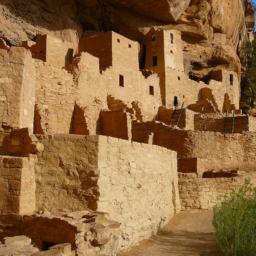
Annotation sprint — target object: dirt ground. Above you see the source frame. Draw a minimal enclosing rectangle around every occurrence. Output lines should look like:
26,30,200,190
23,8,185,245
119,211,221,256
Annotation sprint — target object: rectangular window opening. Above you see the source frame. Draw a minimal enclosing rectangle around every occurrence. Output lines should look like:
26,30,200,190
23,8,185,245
153,56,158,66
149,86,154,96
119,75,124,87
230,74,234,85
170,33,174,44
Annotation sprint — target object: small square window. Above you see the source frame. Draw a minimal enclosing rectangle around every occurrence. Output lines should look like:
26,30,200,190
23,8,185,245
119,75,124,87
128,44,132,48
178,76,181,81
117,39,120,43
153,56,158,66
149,86,154,96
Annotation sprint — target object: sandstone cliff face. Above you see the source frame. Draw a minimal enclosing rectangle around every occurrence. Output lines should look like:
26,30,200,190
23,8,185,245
0,0,253,77
0,0,81,47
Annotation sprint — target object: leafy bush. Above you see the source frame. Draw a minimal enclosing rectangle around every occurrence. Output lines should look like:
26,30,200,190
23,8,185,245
213,182,256,256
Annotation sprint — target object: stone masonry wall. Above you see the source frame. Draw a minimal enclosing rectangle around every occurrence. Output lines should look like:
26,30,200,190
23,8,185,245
0,47,36,132
165,68,239,112
35,135,180,251
34,47,160,135
179,173,256,210
135,125,256,174
0,156,36,215
96,136,180,249
194,115,250,133
35,60,76,134
35,135,99,212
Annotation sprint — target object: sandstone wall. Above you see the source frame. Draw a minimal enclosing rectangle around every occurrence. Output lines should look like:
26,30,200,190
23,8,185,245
75,51,160,128
34,60,76,134
112,32,140,71
23,34,75,68
165,68,240,111
79,32,113,71
35,135,180,250
133,122,256,174
194,115,251,133
46,35,75,68
35,135,99,212
99,111,131,140
96,136,180,249
34,36,161,135
179,172,256,210
156,108,194,130
145,29,184,105
249,116,256,132
0,156,36,215
0,47,35,132
177,131,256,173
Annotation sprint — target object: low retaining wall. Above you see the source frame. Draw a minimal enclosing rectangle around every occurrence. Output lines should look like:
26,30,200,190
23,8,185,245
194,115,256,133
133,124,256,174
179,173,256,210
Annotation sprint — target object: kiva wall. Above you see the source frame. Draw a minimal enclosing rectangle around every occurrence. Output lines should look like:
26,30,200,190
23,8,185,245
35,135,180,250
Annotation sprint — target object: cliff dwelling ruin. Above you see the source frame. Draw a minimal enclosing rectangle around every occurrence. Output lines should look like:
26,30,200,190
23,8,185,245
0,0,255,255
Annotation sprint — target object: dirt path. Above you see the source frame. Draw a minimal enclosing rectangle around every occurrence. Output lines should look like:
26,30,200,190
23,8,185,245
119,211,221,256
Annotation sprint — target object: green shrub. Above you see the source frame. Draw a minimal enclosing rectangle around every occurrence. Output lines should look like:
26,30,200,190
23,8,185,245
213,182,256,256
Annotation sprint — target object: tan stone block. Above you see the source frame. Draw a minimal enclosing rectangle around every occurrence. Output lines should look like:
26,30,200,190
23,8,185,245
2,157,24,168
4,236,31,247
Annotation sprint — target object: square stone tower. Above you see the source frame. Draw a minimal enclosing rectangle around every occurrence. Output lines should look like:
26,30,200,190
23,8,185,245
145,28,184,106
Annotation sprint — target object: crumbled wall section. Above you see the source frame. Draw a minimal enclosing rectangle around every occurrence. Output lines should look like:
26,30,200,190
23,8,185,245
179,173,256,210
157,108,195,130
97,136,180,249
0,156,36,215
0,211,120,256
